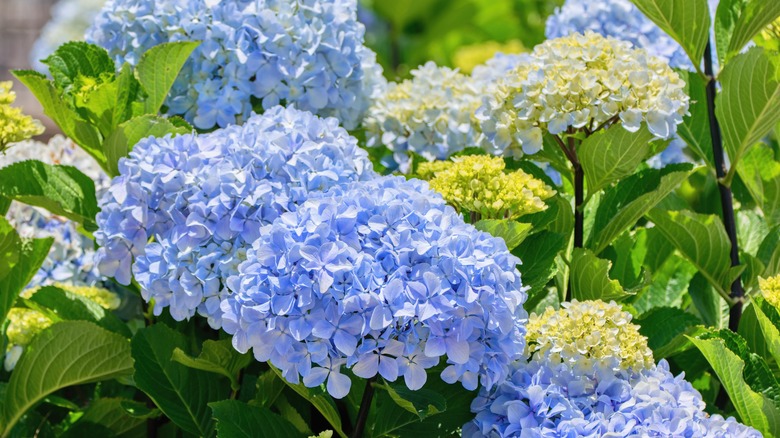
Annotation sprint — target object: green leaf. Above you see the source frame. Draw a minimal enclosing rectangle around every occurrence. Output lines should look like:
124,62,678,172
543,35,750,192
601,231,647,292
104,115,192,177
689,272,729,328
513,231,567,310
172,339,251,391
71,398,146,438
579,124,657,195
691,336,780,436
752,300,780,365
113,63,141,125
0,321,133,437
42,42,114,89
268,366,346,438
636,307,702,352
0,161,99,230
131,324,229,437
474,219,532,251
0,196,10,216
0,238,53,329
253,371,286,409
714,0,747,65
377,381,446,420
570,248,634,302
12,70,104,166
590,164,694,254
634,254,696,314
727,0,780,60
78,80,120,138
758,227,780,277
210,400,303,438
647,208,737,296
737,144,780,227
710,329,780,404
676,71,714,165
0,217,21,280
24,286,131,337
717,48,780,169
136,42,200,114
629,0,711,70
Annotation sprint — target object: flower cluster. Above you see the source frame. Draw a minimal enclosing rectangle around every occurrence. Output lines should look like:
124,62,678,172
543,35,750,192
1,136,109,289
364,62,481,172
421,155,555,221
222,176,528,398
30,0,107,71
476,32,690,158
0,82,44,151
526,300,654,372
760,275,780,309
95,106,374,328
464,359,761,437
87,0,385,130
453,40,526,74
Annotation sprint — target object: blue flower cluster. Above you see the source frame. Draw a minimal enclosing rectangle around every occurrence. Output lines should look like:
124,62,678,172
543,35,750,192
94,106,374,327
464,359,760,437
222,176,528,398
86,0,385,130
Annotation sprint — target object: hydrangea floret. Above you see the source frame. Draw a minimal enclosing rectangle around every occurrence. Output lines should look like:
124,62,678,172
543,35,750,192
95,106,374,328
760,274,780,309
364,62,481,172
87,0,385,130
476,31,690,158
453,40,526,74
0,82,44,151
420,155,555,221
222,176,528,398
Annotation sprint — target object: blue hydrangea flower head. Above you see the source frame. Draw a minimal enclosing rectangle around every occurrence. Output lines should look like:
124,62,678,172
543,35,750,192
222,175,528,398
94,106,374,327
86,0,385,130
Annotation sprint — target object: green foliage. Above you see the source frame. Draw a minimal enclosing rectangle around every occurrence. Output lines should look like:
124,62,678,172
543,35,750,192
570,248,634,302
677,71,714,165
24,285,130,337
721,0,780,62
474,219,532,251
0,237,53,330
579,124,657,195
172,339,251,391
210,400,303,438
136,42,201,114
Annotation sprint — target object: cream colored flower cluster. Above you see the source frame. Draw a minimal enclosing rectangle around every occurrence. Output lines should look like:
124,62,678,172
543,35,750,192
0,82,44,152
760,275,780,309
364,62,482,172
526,300,654,372
476,31,690,158
420,155,554,220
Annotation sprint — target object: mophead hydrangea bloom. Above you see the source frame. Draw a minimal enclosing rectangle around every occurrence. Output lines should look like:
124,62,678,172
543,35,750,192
476,32,690,158
86,0,385,130
464,359,761,437
420,155,555,221
364,62,482,172
222,176,528,398
453,40,526,74
30,0,107,71
95,106,374,328
760,275,780,309
0,82,44,151
1,136,109,289
526,300,654,372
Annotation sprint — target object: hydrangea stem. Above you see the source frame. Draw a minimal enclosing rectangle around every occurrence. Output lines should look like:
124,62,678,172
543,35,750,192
350,376,377,438
703,41,744,332
555,134,583,301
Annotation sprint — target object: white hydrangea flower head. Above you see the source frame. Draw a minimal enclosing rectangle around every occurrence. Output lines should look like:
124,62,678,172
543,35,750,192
477,31,690,158
364,62,482,172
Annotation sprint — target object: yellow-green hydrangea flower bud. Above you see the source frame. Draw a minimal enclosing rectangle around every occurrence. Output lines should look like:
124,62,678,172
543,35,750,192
0,81,44,151
526,299,654,372
6,308,53,348
415,160,453,180
760,275,780,309
427,155,554,220
453,40,526,74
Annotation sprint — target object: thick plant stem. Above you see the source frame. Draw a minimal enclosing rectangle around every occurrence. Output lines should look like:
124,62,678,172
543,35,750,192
350,376,377,438
703,42,744,332
555,134,583,302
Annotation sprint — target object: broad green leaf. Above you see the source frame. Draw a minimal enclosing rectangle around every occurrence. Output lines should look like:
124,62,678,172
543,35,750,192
648,208,738,296
737,144,780,227
113,63,141,125
727,0,780,60
636,307,702,352
758,227,780,277
634,254,696,314
136,42,200,114
0,321,133,437
253,370,286,409
629,0,711,70
474,219,532,251
210,400,302,438
0,196,10,216
0,161,99,230
710,329,780,405
172,339,251,391
120,400,162,420
579,124,656,195
79,80,120,138
590,164,694,254
717,48,780,168
70,398,146,438
273,395,311,435
601,231,647,292
0,238,53,329
753,300,780,365
677,71,714,165
104,115,192,177
42,42,114,89
714,0,747,65
268,366,346,438
377,381,446,420
131,324,229,437
12,70,104,166
24,285,131,337
570,248,634,302
513,231,567,310
0,217,21,280
689,272,730,329
691,336,780,436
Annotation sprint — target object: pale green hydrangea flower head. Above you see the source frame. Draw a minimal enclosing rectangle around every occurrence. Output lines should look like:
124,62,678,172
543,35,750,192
760,275,780,309
0,82,44,152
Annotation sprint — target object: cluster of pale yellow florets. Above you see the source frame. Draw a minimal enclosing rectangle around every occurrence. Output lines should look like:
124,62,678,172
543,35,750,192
0,81,44,151
760,275,780,309
419,155,555,221
452,40,526,74
526,300,654,372
476,31,690,158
